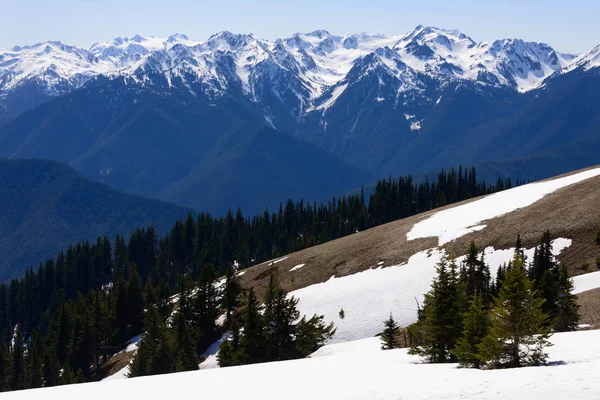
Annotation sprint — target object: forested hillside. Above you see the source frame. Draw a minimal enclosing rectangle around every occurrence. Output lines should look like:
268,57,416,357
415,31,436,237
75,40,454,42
0,165,510,391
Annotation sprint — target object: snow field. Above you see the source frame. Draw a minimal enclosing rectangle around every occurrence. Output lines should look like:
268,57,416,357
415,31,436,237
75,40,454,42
407,167,600,245
9,330,600,399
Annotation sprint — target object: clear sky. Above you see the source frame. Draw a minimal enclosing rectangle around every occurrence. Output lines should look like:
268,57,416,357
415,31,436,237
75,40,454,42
1,0,598,54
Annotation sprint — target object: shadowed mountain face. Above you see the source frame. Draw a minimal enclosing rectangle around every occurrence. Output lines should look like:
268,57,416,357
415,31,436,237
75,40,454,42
0,158,198,281
0,77,372,214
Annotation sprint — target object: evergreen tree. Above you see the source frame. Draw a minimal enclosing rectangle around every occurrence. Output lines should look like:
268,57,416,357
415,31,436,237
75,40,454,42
238,288,263,364
381,314,400,350
452,291,490,368
409,257,466,363
11,326,26,391
223,264,242,327
173,280,199,372
553,265,580,332
218,276,334,367
127,264,145,337
461,242,491,303
477,254,551,369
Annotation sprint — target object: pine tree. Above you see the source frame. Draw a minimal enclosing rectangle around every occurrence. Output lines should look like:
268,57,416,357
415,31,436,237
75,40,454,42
553,265,580,332
238,288,263,364
173,283,199,372
11,326,26,391
218,276,334,367
409,257,466,363
452,291,489,368
27,331,45,388
461,242,491,303
381,314,400,350
0,341,13,392
477,254,551,369
127,263,145,337
223,264,242,327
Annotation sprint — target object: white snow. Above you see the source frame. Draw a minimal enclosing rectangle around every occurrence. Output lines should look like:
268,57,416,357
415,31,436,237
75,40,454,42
290,238,571,344
101,364,130,381
199,334,230,370
267,256,289,266
289,264,306,272
1,27,589,122
291,248,445,343
407,168,600,245
123,335,141,353
9,330,600,399
309,336,382,358
573,270,600,294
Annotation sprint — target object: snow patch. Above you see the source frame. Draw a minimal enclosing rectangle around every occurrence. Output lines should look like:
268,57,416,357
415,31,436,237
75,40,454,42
407,168,600,245
292,248,445,343
573,271,600,295
289,264,306,272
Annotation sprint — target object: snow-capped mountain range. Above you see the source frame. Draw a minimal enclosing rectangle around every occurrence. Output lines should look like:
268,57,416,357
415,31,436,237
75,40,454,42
1,25,596,128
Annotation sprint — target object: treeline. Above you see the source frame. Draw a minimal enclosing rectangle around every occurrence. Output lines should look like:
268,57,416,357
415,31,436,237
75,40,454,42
0,165,512,392
382,232,579,369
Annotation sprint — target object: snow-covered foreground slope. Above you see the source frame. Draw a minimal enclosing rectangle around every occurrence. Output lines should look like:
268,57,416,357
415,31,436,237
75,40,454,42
7,330,600,399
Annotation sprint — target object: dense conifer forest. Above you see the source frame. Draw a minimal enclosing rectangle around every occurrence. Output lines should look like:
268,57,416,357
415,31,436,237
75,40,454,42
0,166,514,391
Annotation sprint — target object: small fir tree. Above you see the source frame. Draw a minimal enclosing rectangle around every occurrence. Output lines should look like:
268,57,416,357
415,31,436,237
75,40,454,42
553,265,580,332
452,291,490,368
477,254,551,369
408,256,466,363
381,314,400,350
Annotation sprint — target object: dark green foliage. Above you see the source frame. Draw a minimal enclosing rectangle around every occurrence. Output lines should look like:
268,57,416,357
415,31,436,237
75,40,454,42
452,292,490,368
528,231,579,331
381,314,400,350
223,265,242,327
478,254,551,369
460,242,491,303
553,266,580,332
129,306,176,377
409,257,466,363
218,274,335,367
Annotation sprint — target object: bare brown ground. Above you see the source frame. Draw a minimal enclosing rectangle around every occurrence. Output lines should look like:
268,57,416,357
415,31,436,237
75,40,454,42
577,288,600,329
89,351,134,382
239,166,600,301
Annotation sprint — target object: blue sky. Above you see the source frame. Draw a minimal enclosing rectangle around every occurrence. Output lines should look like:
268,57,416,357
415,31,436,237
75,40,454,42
1,0,598,53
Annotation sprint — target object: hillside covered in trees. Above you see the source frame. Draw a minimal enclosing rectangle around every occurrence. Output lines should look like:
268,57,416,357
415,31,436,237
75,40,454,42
0,165,513,392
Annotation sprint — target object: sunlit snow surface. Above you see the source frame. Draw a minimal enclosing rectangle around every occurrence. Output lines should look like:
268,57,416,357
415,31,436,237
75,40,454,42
291,240,571,344
407,168,600,245
7,330,600,399
573,271,600,295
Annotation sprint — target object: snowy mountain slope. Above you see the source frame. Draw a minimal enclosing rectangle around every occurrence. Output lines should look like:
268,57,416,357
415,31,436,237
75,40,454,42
7,330,600,399
0,26,590,126
230,165,600,340
291,164,600,343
